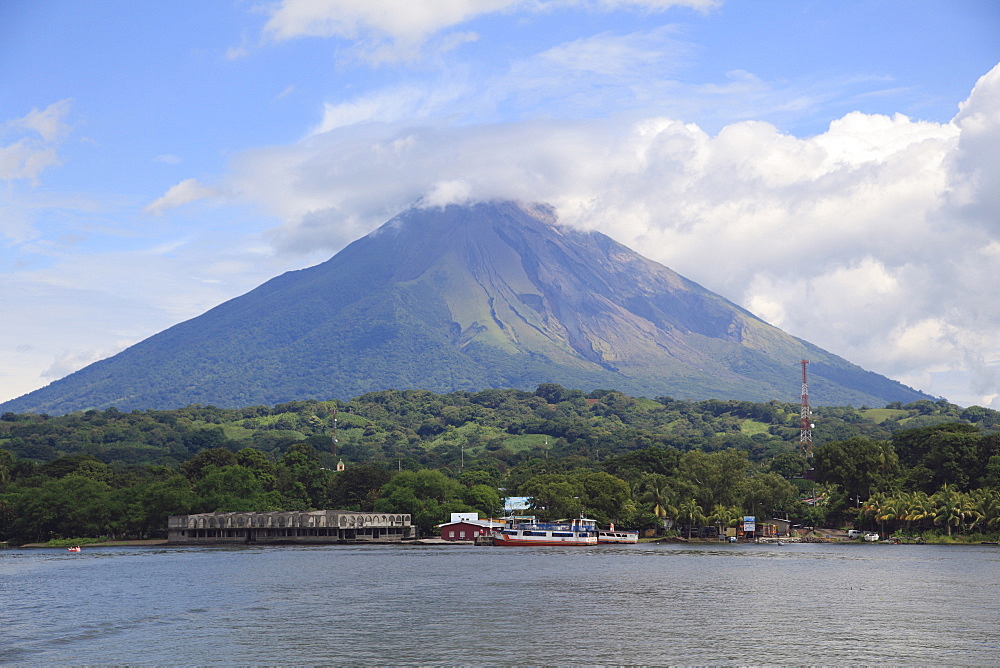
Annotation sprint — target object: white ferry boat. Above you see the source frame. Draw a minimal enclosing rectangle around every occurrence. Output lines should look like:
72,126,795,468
492,516,599,546
598,528,639,544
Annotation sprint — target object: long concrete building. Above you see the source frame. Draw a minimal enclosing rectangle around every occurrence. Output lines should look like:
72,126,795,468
168,510,414,544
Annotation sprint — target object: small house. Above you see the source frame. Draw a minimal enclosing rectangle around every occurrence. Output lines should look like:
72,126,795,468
437,517,504,541
770,518,792,536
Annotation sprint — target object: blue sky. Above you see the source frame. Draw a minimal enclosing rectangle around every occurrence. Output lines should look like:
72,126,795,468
2,0,999,408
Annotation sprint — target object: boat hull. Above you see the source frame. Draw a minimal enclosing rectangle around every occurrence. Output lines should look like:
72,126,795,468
491,517,600,546
492,534,597,546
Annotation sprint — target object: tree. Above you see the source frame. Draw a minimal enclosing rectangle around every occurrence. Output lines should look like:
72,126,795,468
576,471,635,526
10,475,112,542
183,427,229,452
637,474,677,526
504,458,575,495
768,451,808,479
133,475,198,537
327,463,394,511
181,448,237,480
534,383,568,404
707,504,741,537
970,489,1000,532
39,454,109,480
374,469,469,533
893,423,981,492
520,474,584,520
463,484,502,518
275,443,328,508
677,449,749,509
458,469,501,489
931,485,972,537
194,465,267,512
861,492,891,535
235,448,276,488
629,511,663,533
813,437,898,503
742,473,797,522
601,446,681,482
900,491,933,533
0,449,12,487
675,498,705,539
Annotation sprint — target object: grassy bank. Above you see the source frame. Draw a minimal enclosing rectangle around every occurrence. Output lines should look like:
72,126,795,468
22,538,169,548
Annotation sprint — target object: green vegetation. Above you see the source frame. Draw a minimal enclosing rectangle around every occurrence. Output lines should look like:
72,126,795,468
859,487,1000,540
859,408,909,424
1,387,998,544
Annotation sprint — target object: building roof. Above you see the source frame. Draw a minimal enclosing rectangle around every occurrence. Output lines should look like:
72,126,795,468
435,519,504,529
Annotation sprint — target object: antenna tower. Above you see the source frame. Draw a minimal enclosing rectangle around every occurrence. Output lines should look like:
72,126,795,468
331,405,339,458
799,360,813,458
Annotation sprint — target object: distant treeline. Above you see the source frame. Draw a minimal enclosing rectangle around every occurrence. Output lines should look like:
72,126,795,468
1,385,998,544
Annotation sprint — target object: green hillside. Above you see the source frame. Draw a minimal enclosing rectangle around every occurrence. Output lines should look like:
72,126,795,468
3,387,994,470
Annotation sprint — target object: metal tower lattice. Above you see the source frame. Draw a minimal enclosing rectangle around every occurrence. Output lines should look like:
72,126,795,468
799,359,813,457
331,406,338,458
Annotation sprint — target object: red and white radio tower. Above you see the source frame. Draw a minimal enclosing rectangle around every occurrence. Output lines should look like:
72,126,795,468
799,359,813,457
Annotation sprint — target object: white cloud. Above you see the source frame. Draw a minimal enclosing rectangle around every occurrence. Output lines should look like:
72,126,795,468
12,99,73,142
597,0,720,9
499,26,695,116
300,25,901,142
312,86,439,132
262,0,717,63
225,45,249,60
0,99,73,183
42,345,132,382
532,26,686,77
144,178,222,215
949,65,1000,231
815,111,956,167
229,63,1000,406
263,0,514,63
0,140,60,183
421,180,474,208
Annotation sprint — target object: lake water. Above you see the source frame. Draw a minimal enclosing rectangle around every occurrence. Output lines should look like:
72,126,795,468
2,541,998,665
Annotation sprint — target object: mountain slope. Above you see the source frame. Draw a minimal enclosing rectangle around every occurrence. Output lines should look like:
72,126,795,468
1,201,932,414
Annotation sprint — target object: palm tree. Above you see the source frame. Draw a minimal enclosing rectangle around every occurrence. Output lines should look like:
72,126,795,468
676,498,705,539
860,493,886,533
976,489,1000,531
961,490,984,533
638,475,676,530
708,504,740,538
932,485,969,537
872,494,905,537
900,491,933,533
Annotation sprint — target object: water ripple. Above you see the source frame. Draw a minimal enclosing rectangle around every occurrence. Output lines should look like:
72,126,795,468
1,542,998,665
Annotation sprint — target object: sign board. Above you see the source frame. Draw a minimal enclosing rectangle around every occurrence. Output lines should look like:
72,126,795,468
504,496,532,512
743,515,756,532
450,512,479,523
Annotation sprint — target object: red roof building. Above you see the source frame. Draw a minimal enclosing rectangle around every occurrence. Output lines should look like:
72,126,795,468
437,519,503,541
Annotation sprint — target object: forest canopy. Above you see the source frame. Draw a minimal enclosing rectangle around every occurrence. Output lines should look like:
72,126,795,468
2,387,998,544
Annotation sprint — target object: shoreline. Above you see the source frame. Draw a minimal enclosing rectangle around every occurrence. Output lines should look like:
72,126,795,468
11,536,997,548
20,539,169,548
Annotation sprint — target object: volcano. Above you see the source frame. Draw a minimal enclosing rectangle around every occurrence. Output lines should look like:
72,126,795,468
1,201,931,414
